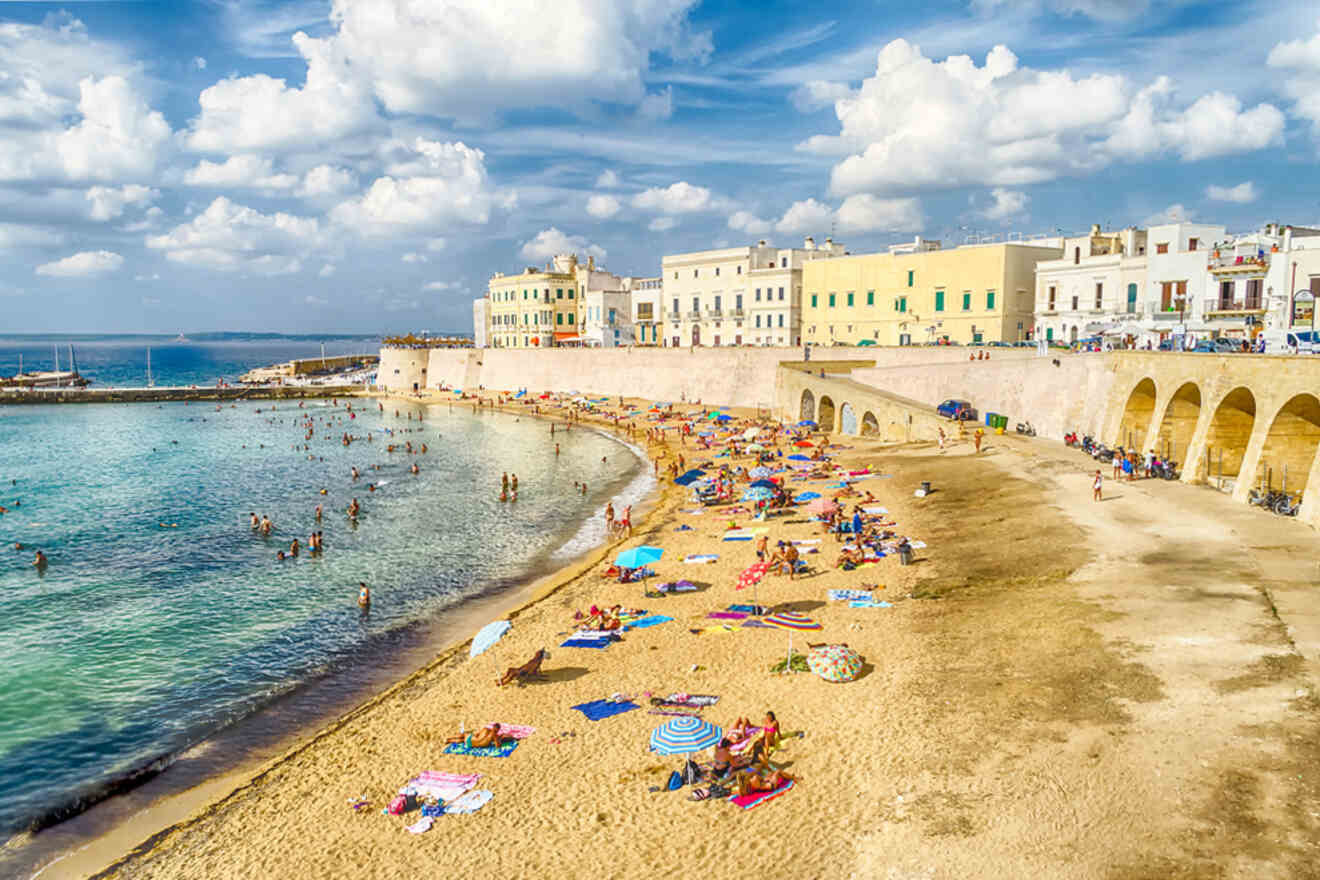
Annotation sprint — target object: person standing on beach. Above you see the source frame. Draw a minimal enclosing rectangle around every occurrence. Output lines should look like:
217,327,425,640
605,502,615,534
974,428,983,454
937,427,946,451
502,472,509,495
622,505,633,537
511,474,519,494
1092,470,1103,501
556,443,560,457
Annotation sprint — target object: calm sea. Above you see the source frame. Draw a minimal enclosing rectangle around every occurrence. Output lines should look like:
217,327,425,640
0,359,650,867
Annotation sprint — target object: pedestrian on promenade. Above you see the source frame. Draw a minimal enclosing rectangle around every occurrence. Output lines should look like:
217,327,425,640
1113,454,1122,480
974,428,983,454
937,427,945,451
1093,470,1103,501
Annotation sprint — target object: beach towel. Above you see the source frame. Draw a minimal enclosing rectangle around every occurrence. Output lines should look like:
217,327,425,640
722,534,754,542
402,771,480,802
406,816,435,834
741,619,773,628
443,740,519,758
850,600,893,608
728,727,762,753
828,589,873,602
572,699,640,721
861,506,889,515
694,624,737,635
706,611,748,620
909,540,927,549
727,604,764,614
654,580,698,592
728,779,794,810
626,615,674,629
649,706,704,717
792,538,822,545
666,693,720,706
492,724,536,740
443,789,494,815
560,637,611,649
683,554,719,564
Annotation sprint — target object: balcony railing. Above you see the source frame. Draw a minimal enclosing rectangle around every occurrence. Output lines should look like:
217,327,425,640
728,308,744,319
706,308,723,318
686,310,702,320
1209,254,1268,274
1205,298,1265,317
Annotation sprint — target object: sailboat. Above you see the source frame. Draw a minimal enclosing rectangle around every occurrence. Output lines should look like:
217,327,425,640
146,347,154,388
1,343,90,388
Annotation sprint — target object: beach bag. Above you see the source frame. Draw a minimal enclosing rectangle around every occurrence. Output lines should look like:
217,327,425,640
667,771,683,791
682,759,703,785
386,795,408,815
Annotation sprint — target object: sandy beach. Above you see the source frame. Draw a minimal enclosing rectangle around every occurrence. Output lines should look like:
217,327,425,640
70,394,1320,879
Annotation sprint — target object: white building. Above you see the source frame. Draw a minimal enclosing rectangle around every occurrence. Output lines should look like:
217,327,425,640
472,297,490,348
1141,222,1226,343
1035,225,1148,345
661,237,846,348
580,289,634,347
628,276,663,345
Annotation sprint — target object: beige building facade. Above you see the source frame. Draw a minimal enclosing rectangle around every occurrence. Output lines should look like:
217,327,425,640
486,254,630,348
801,238,1061,346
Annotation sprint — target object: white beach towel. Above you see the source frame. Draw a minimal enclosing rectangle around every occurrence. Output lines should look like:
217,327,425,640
683,554,719,564
444,789,494,815
861,506,889,515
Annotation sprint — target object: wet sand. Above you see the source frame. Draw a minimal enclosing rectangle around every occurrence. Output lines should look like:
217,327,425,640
67,405,1320,879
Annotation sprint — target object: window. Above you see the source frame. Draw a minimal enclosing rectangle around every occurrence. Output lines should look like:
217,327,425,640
1071,295,1079,311
778,314,784,328
810,294,818,308
556,313,563,325
735,294,743,310
1189,238,1198,251
755,315,761,328
1156,242,1169,254
755,288,761,301
1073,247,1080,265
907,270,914,287
1094,282,1103,309
608,308,616,325
556,288,563,299
1246,278,1262,309
1160,281,1173,310
1219,280,1235,310
866,290,875,306
1048,285,1056,310
847,292,854,307
778,287,784,301
673,271,678,280
828,293,836,307
694,269,699,278
568,289,575,299
899,296,907,313
986,290,996,310
961,292,971,311
714,295,721,311
568,313,574,324
1127,283,1137,313
736,265,742,275
715,267,720,277
692,297,699,313
935,290,945,311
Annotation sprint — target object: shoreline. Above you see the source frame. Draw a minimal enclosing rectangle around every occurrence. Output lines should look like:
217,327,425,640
25,389,672,880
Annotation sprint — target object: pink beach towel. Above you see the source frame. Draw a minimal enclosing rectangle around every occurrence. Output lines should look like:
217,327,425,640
492,724,536,739
728,779,794,809
728,727,762,754
405,770,481,802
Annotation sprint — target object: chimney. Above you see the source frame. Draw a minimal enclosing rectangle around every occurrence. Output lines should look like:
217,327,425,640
1091,224,1101,235
804,236,815,250
588,255,595,270
758,239,767,247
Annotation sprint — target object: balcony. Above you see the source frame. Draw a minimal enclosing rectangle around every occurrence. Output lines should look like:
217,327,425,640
728,308,745,319
1209,254,1269,274
686,310,702,320
706,308,723,318
1204,298,1265,319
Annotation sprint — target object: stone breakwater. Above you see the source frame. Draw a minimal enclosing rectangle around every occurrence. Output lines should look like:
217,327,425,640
0,385,365,405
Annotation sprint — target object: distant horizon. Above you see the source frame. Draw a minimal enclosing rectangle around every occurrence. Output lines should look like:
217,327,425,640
0,331,470,341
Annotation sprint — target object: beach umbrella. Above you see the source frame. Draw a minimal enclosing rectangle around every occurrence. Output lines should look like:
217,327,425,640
741,486,775,502
807,498,839,516
796,420,817,428
741,427,760,440
649,716,723,755
745,443,765,452
470,620,512,658
807,645,863,682
794,440,814,448
787,454,810,462
795,491,821,501
748,478,777,489
616,545,664,569
748,466,773,479
716,414,732,422
673,468,706,487
737,561,769,591
765,610,822,630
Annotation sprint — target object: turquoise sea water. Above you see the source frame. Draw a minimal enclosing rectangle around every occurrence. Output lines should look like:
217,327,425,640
0,397,648,840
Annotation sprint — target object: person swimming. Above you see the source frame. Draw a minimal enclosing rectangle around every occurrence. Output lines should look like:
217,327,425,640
357,582,370,607
32,550,47,568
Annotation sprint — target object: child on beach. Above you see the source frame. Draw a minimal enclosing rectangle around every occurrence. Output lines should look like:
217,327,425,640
1093,470,1103,501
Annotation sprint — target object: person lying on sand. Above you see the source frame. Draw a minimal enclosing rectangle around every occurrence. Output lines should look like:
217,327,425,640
446,722,514,749
735,768,794,796
496,649,548,686
835,547,864,568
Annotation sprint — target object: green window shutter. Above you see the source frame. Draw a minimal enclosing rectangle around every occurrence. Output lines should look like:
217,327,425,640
568,314,574,324
935,290,944,312
866,291,874,305
847,292,854,306
907,270,914,287
828,293,836,307
556,313,563,325
986,291,996,310
962,293,971,311
900,297,907,313
811,294,818,308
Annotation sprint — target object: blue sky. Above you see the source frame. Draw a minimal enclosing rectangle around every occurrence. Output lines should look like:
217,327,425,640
2,0,1320,333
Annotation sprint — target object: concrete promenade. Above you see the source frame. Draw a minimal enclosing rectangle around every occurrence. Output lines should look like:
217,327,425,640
0,384,365,405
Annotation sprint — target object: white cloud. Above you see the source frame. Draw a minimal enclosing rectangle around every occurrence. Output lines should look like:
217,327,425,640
186,32,378,153
633,180,727,214
305,294,328,305
806,39,1284,197
331,139,505,236
298,164,355,197
121,205,164,233
36,250,123,278
586,194,622,218
728,210,771,236
184,155,299,191
595,169,621,188
318,263,336,277
193,56,208,70
648,216,678,231
977,188,1029,222
146,196,321,274
423,280,456,291
425,237,447,252
55,76,172,182
0,222,64,250
637,86,674,121
972,0,1149,19
519,227,606,262
1268,25,1320,137
1143,203,1192,225
134,272,161,281
790,80,853,113
401,252,428,263
85,184,158,221
775,198,834,235
1205,181,1258,204
319,0,710,122
835,194,924,232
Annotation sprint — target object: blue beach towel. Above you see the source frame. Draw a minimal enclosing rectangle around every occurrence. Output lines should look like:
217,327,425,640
443,740,519,758
722,535,753,542
626,615,674,629
850,600,893,608
829,589,874,602
561,637,612,649
572,699,640,721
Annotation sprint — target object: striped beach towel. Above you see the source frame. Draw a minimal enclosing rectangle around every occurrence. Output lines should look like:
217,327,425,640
728,779,794,810
443,740,519,758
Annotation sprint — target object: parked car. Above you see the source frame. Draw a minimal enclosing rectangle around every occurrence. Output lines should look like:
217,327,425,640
1013,341,1034,348
987,340,1012,347
1158,339,1176,351
936,399,976,420
1190,339,1218,353
1285,331,1319,354
1211,337,1242,353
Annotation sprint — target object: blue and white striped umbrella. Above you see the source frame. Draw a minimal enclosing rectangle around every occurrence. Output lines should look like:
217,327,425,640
748,466,774,479
649,716,723,755
470,620,512,658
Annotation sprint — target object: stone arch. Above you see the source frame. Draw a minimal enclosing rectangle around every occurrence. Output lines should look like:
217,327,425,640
799,389,815,423
839,402,858,435
1116,377,1156,449
1253,393,1320,497
1200,387,1256,485
1153,382,1201,463
818,395,836,432
861,411,879,436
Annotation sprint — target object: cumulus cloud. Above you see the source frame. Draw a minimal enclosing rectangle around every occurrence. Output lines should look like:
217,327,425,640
637,86,674,121
423,280,456,291
332,139,506,235
298,164,355,197
84,185,157,221
805,39,1284,197
835,194,924,232
595,169,621,188
586,194,622,218
146,196,321,274
648,216,677,231
36,250,123,278
519,227,606,262
633,181,727,214
1143,203,1192,225
56,76,172,182
727,210,771,236
1268,25,1320,137
401,252,428,263
976,188,1029,221
193,56,207,70
318,263,336,277
1205,181,1258,203
775,198,834,235
790,80,853,113
184,155,299,190
972,0,1149,18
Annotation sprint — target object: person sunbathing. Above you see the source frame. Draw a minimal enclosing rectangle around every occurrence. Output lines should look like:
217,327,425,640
835,547,864,568
446,722,514,749
496,649,548,686
735,768,794,796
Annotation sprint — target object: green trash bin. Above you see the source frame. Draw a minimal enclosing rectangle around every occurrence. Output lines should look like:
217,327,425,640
985,411,997,427
995,414,1009,430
